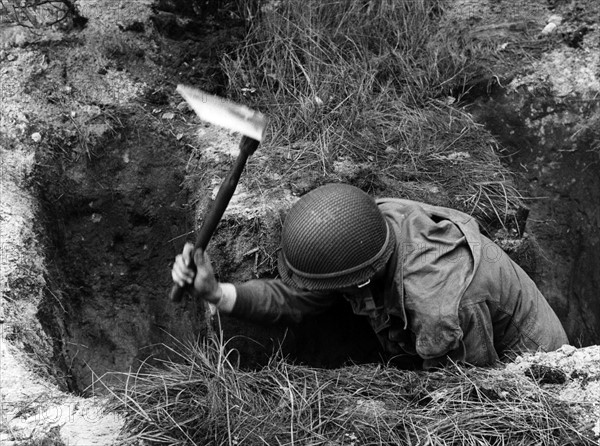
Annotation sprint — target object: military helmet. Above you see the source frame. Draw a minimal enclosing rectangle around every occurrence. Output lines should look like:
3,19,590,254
278,183,395,290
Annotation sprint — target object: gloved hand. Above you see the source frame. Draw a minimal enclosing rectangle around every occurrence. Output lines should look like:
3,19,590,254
171,242,220,304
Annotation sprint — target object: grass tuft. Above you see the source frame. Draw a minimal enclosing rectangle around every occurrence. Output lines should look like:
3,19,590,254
222,0,527,230
107,333,594,446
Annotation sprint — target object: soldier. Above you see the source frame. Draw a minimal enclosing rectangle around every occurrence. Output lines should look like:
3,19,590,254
172,183,568,368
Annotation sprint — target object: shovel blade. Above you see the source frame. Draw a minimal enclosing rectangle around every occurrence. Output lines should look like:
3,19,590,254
177,85,268,142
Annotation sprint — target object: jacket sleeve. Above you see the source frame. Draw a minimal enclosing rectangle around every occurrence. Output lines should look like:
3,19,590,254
231,279,339,324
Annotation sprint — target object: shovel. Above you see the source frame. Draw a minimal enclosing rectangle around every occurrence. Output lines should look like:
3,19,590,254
170,85,268,302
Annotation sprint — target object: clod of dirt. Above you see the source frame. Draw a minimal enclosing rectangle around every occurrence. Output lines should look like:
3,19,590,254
563,25,591,47
117,20,145,33
525,364,568,384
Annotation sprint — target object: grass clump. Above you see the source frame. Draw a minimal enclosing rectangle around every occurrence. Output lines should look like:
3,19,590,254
108,335,593,445
222,0,525,230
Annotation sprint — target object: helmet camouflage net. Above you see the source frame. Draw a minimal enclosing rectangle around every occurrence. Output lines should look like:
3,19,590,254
278,183,395,290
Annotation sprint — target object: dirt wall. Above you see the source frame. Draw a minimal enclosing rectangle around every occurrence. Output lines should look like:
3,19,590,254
467,32,600,345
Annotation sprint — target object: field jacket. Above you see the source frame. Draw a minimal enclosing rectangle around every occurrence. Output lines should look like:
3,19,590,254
232,199,569,366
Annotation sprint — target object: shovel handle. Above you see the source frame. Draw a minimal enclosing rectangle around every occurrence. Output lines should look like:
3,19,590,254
170,136,260,302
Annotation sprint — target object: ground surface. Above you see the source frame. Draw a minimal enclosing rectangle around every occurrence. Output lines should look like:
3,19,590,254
0,0,599,444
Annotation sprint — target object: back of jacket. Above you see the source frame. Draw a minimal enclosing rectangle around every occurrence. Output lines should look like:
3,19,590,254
377,198,568,365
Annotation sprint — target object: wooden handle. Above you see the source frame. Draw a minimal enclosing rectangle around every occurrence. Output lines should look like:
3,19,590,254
170,136,260,302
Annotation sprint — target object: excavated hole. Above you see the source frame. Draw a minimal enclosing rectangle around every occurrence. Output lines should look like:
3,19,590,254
468,86,600,345
34,112,384,394
37,114,210,393
32,92,600,394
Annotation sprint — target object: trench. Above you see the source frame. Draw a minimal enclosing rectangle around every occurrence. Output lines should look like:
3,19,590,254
36,112,384,391
467,82,600,346
38,114,210,393
35,81,600,394
18,0,258,394
27,4,390,392
36,83,600,394
23,1,600,395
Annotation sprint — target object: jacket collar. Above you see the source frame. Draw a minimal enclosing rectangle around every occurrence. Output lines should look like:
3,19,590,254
343,226,408,330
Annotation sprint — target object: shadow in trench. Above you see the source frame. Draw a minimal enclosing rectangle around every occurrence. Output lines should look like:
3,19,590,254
466,85,600,346
37,113,209,393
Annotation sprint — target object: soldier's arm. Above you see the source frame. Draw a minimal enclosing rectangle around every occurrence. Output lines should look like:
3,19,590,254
214,279,339,324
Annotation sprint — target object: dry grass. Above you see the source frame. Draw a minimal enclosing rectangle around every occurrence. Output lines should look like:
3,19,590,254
223,0,526,230
107,334,594,446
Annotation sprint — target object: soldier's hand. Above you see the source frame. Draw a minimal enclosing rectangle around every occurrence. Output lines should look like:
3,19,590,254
172,242,220,304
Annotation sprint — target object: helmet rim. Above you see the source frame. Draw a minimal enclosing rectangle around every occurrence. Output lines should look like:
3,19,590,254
278,179,396,291
278,220,395,290
277,183,395,290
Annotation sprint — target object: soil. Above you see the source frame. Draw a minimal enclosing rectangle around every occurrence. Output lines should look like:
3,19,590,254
1,0,245,442
0,0,599,444
465,5,600,345
1,1,227,394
